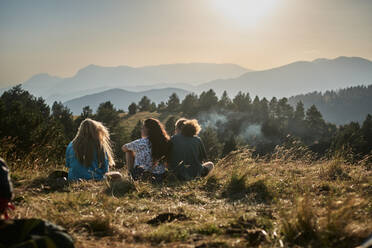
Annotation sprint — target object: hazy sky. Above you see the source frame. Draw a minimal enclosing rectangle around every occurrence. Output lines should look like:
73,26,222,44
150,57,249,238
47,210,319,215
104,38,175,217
1,0,372,87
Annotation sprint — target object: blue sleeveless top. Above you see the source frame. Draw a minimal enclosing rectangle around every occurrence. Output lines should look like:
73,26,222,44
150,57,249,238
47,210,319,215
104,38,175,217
65,142,108,181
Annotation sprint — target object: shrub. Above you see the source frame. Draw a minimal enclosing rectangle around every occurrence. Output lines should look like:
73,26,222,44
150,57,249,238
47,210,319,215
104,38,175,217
281,197,319,246
320,159,350,180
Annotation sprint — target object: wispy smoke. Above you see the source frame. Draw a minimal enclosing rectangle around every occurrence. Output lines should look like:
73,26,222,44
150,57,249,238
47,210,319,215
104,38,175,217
239,124,263,144
198,111,228,129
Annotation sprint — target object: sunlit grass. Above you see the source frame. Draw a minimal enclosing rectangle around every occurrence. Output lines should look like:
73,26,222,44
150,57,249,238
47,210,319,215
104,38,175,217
6,148,371,247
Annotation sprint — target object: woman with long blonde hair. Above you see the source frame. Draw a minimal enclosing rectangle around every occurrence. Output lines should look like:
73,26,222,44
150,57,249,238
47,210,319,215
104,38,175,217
65,118,115,181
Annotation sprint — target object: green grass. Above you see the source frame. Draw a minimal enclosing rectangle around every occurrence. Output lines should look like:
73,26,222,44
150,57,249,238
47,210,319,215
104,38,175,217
6,148,372,247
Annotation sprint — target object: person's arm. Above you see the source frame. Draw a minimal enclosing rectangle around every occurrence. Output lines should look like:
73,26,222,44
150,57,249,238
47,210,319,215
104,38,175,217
122,139,141,153
122,139,141,171
121,145,130,152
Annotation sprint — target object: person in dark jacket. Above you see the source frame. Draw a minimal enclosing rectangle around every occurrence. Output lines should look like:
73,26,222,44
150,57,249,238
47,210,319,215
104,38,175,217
169,119,214,180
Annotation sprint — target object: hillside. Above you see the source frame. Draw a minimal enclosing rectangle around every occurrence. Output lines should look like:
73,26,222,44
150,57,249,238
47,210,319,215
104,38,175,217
19,63,249,104
8,149,372,248
200,56,372,98
289,84,372,125
64,88,190,114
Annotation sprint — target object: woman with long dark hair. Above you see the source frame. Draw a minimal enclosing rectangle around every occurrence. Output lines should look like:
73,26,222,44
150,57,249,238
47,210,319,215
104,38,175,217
122,118,170,181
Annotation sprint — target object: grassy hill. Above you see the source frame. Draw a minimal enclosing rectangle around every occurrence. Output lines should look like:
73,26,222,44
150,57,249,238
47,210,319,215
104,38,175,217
8,149,371,248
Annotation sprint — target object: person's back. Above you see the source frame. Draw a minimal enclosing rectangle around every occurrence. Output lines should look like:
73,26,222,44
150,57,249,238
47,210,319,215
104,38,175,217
66,142,108,181
169,119,213,180
170,133,207,180
65,118,114,181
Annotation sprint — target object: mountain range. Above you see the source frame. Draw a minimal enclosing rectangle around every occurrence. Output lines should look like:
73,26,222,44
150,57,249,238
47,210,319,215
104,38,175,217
17,63,249,104
64,88,190,114
1,56,372,119
198,56,372,98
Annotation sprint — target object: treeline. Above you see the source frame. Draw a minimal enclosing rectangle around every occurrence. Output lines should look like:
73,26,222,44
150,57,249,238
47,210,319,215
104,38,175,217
0,85,128,163
129,89,372,161
1,85,371,165
288,84,372,124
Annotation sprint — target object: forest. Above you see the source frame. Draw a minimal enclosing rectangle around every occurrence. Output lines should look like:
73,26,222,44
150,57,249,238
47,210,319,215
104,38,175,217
1,85,371,165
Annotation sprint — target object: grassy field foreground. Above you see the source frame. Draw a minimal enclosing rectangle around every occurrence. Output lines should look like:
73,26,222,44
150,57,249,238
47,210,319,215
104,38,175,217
8,149,372,248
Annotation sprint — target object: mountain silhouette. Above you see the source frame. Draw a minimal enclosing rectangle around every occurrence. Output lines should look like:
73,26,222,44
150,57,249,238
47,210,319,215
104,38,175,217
199,56,372,97
20,63,249,104
64,88,190,114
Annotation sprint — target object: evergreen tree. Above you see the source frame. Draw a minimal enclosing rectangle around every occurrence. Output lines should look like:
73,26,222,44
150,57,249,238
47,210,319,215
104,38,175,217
199,89,218,112
138,96,151,112
0,85,67,159
199,126,223,161
232,91,251,112
222,135,237,156
74,106,93,130
305,105,326,143
181,93,199,117
95,101,129,159
331,122,365,159
0,85,51,152
128,102,137,115
95,101,120,130
157,101,167,113
294,101,305,121
289,101,306,138
51,101,75,139
166,93,181,112
131,120,143,140
251,96,261,123
165,116,177,136
361,114,372,154
269,97,278,118
218,90,232,109
149,102,157,112
259,97,270,122
82,106,93,119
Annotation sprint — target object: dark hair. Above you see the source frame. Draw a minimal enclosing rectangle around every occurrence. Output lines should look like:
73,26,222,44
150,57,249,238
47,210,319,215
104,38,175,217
144,118,170,161
175,118,187,130
181,119,202,137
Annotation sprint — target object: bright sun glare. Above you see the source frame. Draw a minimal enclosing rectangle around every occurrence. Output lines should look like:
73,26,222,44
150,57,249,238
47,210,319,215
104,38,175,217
214,0,278,27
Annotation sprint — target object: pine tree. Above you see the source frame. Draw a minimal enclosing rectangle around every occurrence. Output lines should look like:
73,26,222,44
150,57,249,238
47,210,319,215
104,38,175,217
218,90,232,109
128,102,137,115
131,120,143,140
95,101,120,131
305,104,326,143
222,135,237,156
165,116,177,136
181,93,199,117
199,89,218,112
232,91,251,112
74,106,93,130
157,101,167,113
149,102,157,112
294,101,305,121
361,114,372,154
138,96,151,112
51,101,75,139
199,126,223,161
166,93,180,113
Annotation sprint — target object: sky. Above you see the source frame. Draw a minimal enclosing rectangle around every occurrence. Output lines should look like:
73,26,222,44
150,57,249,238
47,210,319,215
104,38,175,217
1,0,372,87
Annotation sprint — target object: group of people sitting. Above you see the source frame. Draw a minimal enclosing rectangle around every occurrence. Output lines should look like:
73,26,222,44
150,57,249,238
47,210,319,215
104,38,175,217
65,117,214,182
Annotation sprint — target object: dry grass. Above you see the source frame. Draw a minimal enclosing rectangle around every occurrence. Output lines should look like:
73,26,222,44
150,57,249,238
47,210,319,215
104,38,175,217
6,148,372,247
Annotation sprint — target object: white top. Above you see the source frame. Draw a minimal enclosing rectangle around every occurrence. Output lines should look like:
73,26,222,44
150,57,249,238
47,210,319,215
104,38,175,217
124,138,165,174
